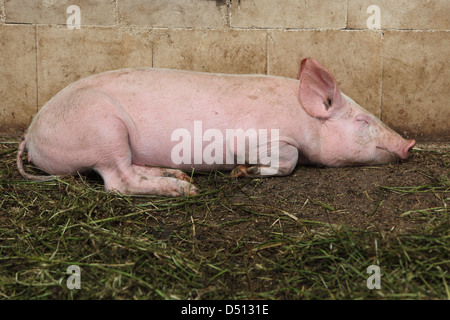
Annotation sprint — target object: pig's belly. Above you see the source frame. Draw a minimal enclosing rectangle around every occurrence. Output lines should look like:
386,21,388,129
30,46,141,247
130,136,237,172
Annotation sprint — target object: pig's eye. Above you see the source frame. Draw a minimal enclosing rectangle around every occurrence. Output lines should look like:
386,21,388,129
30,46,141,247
358,119,369,126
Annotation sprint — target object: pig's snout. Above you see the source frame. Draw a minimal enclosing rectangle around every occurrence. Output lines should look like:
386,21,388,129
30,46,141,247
400,139,416,160
377,137,416,163
379,139,415,161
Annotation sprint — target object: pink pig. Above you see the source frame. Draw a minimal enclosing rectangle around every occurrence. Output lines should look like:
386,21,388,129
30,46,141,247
17,58,415,197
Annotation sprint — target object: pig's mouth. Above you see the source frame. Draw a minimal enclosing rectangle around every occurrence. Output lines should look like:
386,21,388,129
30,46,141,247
376,139,415,161
376,146,399,161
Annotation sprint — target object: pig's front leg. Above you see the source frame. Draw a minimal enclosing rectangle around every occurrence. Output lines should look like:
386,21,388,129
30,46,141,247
231,142,298,178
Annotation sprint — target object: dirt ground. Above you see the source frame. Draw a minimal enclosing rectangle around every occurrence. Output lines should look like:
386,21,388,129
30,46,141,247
189,142,449,234
3,135,449,231
1,137,449,299
4,138,449,234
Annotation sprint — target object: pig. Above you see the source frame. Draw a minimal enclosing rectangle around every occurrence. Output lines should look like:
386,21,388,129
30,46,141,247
17,58,415,197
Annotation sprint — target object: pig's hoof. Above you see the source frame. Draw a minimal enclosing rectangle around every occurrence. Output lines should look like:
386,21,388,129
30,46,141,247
231,165,259,178
163,169,193,182
169,180,198,197
231,165,247,178
246,166,259,175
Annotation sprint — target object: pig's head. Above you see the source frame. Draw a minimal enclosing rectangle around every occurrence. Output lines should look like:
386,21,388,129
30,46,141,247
298,58,415,166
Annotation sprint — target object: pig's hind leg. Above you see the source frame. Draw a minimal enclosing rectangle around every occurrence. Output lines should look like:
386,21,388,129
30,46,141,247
102,168,197,197
132,166,193,183
97,158,197,197
90,113,197,197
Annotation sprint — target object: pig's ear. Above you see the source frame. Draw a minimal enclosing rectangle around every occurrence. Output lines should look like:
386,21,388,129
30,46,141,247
298,58,345,120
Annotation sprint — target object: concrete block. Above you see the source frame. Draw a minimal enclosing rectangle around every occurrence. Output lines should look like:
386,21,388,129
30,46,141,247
382,31,450,140
37,26,152,108
119,0,228,28
5,0,115,26
268,30,383,117
1,0,5,24
231,0,346,29
348,0,450,30
0,25,36,132
153,29,267,74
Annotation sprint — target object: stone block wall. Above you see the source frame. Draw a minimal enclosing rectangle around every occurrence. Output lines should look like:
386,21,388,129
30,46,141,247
0,0,448,140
